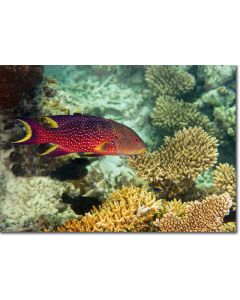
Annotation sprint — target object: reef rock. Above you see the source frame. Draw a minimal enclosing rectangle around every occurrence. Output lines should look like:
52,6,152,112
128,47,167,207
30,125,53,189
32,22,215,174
0,65,43,109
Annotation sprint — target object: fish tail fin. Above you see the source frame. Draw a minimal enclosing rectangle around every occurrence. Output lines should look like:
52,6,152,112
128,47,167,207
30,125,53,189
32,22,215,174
12,118,51,145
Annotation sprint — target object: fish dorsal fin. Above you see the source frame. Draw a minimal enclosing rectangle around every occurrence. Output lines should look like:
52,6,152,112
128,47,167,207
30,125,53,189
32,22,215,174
41,116,59,128
41,115,74,128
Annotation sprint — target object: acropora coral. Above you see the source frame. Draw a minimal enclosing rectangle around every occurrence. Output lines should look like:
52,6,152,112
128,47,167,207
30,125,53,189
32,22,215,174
56,186,161,232
128,127,218,198
153,193,232,232
213,163,236,210
151,95,217,137
145,66,196,97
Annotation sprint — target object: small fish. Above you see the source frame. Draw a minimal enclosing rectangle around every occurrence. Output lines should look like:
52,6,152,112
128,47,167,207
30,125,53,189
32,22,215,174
12,115,146,157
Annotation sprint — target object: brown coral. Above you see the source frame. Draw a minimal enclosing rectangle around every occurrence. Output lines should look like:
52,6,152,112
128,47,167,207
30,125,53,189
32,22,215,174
128,127,218,198
145,66,195,97
151,95,217,137
56,186,161,232
0,65,43,109
153,193,232,232
213,163,236,210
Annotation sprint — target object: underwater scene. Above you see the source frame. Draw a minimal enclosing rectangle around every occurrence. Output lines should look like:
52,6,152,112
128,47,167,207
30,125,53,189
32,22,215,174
0,65,237,233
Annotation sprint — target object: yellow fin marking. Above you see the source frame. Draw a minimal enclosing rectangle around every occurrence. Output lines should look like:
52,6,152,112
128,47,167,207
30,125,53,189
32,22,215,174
94,141,110,152
41,116,59,128
12,119,32,143
38,144,59,156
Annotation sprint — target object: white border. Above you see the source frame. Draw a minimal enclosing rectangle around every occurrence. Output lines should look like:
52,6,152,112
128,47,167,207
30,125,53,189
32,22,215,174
0,1,239,300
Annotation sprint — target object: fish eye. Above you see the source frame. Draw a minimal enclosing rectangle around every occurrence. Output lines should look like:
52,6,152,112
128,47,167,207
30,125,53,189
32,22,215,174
135,137,140,142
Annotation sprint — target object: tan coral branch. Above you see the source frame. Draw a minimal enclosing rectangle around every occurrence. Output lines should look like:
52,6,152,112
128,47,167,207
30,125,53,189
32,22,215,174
145,66,195,97
128,127,218,197
56,186,161,232
154,193,232,232
213,163,236,210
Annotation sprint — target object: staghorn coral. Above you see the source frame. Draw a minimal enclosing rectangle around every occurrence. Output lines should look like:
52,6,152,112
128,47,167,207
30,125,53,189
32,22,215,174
153,193,232,232
128,127,218,198
213,163,236,210
151,95,217,137
56,186,161,232
145,66,196,97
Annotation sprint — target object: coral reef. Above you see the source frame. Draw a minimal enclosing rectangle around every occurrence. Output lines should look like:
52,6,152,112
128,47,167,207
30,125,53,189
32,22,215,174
196,65,236,90
145,66,196,97
151,95,218,137
74,156,142,201
128,127,218,198
56,186,161,232
213,163,236,210
195,85,236,139
153,193,232,232
0,174,79,232
0,65,43,109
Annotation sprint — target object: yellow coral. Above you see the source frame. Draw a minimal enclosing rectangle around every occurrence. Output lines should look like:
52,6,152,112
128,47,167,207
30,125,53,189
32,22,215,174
128,127,218,197
151,95,217,137
213,163,236,210
153,193,232,232
218,222,236,233
56,186,161,232
145,66,195,97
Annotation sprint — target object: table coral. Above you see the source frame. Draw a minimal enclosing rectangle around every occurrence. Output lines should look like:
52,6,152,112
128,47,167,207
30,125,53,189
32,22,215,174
145,66,196,97
56,186,161,232
128,127,218,198
213,163,236,210
151,95,217,137
153,193,232,232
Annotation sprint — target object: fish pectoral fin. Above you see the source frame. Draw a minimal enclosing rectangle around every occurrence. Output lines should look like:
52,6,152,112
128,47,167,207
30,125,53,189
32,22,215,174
38,145,69,157
94,141,111,152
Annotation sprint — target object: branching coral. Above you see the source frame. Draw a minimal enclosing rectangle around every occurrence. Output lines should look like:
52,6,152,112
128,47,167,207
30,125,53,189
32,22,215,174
151,95,217,137
213,105,236,137
197,65,236,89
145,66,196,97
128,127,218,198
153,193,232,232
56,186,161,232
213,163,236,210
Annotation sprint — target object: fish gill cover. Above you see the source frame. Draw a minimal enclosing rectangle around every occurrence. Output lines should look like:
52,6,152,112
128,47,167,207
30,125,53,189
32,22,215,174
0,65,236,233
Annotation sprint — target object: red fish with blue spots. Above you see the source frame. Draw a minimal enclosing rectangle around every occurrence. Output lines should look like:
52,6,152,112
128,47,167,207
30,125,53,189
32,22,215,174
13,115,146,157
